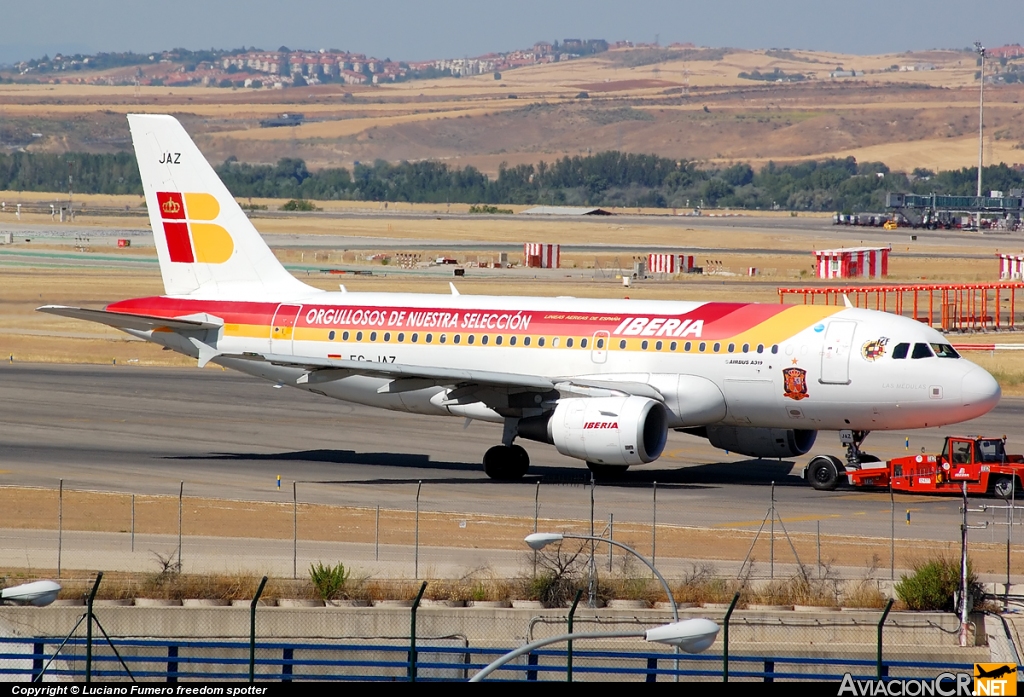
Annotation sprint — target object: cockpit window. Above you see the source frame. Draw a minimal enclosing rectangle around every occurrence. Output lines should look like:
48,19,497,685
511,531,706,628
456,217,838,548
891,343,909,359
930,343,960,358
911,343,934,359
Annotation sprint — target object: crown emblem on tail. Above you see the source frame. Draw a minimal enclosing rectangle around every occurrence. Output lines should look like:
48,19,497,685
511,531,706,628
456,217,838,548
161,199,181,214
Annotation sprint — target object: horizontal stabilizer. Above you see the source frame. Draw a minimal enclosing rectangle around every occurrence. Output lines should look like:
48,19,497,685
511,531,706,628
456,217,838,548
37,305,223,332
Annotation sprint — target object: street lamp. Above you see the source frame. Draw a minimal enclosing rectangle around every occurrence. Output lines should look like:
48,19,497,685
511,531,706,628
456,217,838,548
975,41,986,198
0,580,61,606
525,532,679,621
468,618,720,682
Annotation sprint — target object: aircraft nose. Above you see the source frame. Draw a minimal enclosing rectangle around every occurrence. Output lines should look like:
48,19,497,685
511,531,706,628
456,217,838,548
961,365,1001,415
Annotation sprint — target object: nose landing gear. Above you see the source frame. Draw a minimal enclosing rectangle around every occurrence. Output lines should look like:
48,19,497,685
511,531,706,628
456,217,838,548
805,430,876,491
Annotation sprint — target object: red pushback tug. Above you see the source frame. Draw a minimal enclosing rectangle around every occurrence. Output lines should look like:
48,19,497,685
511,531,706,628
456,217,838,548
843,436,1024,497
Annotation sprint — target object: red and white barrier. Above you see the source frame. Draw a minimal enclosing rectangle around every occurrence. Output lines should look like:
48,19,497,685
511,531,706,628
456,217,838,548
814,247,889,280
999,254,1024,280
524,243,560,268
647,254,696,274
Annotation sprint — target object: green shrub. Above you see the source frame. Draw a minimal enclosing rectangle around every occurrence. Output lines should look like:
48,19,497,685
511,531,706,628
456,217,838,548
280,199,321,212
895,556,982,611
468,204,513,214
309,561,350,601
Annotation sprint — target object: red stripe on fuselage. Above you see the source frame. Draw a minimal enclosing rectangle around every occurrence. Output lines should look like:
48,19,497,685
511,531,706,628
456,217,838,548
105,298,791,338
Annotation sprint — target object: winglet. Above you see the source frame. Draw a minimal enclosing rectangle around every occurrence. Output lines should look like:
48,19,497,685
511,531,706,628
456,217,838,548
449,282,460,296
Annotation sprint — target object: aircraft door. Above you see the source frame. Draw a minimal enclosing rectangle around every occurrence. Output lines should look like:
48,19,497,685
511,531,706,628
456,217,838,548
591,331,610,364
270,304,303,355
820,320,856,385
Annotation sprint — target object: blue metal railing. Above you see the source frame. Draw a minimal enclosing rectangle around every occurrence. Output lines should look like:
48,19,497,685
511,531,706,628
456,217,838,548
0,637,974,682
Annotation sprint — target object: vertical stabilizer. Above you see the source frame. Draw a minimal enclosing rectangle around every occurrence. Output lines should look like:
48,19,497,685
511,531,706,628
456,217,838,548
128,114,315,299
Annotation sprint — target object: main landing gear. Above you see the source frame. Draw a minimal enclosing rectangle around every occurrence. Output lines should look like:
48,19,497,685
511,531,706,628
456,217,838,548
805,430,879,491
483,418,530,481
483,444,530,480
586,463,630,480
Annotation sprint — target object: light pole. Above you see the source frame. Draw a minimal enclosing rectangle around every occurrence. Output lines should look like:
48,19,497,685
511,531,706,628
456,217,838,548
468,618,720,682
525,532,678,621
975,41,986,199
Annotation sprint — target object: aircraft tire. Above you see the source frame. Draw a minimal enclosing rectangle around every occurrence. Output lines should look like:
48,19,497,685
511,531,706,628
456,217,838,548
483,445,528,481
586,462,630,480
807,456,842,491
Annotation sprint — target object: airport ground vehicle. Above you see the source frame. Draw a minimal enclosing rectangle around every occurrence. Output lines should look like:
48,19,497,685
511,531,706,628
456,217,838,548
806,436,1024,497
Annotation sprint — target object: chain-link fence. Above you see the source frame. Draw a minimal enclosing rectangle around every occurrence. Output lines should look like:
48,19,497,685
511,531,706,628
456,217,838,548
5,478,1021,589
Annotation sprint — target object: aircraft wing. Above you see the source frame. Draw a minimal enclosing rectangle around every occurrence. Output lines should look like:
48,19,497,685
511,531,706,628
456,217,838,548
228,352,664,401
37,305,223,332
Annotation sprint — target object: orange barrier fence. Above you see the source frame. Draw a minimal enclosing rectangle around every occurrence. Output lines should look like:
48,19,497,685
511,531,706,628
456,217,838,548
777,283,1024,332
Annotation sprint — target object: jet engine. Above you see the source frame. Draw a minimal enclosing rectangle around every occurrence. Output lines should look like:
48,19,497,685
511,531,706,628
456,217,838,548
519,396,668,466
697,425,817,459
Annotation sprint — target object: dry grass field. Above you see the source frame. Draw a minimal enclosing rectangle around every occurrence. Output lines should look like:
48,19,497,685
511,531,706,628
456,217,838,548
2,46,1021,173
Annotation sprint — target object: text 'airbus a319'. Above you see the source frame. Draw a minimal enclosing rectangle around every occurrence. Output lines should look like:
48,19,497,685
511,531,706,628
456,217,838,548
39,115,1002,486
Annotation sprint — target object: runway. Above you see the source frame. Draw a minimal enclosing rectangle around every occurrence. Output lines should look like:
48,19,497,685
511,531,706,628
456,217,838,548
1,362,1017,546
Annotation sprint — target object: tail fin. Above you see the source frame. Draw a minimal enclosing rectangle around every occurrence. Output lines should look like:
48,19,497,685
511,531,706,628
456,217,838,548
128,114,315,299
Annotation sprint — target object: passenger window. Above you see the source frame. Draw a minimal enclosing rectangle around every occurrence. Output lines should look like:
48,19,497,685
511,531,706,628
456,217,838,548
468,335,475,345
619,339,626,349
356,331,363,341
727,343,735,353
580,338,588,348
439,334,446,344
566,338,574,348
509,336,517,346
642,340,649,350
655,341,663,351
771,345,779,354
713,343,721,352
552,338,560,347
481,335,489,345
670,341,677,351
425,334,432,343
343,331,350,341
329,331,336,341
397,333,405,342
495,336,502,345
891,343,909,359
384,332,391,342
698,342,706,352
454,335,461,344
684,342,692,351
539,337,546,347
411,333,418,343
756,344,764,353
596,338,604,349
524,337,531,346
930,343,960,358
742,343,749,353
370,332,377,341
911,343,933,359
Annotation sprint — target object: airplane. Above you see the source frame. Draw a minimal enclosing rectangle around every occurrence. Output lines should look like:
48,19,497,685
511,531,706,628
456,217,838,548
38,114,1002,485
975,664,1017,680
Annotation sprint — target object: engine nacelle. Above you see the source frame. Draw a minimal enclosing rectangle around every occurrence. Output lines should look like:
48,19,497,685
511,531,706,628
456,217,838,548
520,396,669,466
703,425,817,459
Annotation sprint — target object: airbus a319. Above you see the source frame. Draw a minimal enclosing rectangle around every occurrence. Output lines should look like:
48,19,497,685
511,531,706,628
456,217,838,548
40,115,1002,484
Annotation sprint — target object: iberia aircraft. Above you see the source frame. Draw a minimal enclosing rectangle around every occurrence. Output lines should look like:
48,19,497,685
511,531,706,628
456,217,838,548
39,115,1002,488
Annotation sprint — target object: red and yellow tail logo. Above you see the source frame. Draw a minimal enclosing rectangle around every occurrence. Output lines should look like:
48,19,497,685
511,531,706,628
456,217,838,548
156,192,233,264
